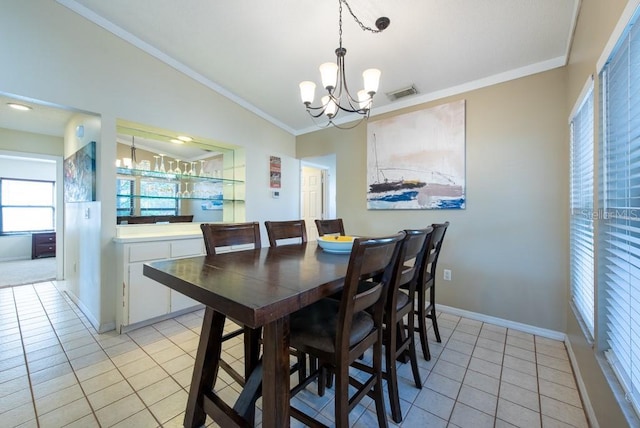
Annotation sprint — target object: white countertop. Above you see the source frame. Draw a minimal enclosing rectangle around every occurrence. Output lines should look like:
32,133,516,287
113,222,207,243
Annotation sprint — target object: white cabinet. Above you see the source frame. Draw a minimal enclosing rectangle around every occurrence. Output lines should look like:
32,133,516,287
116,233,205,332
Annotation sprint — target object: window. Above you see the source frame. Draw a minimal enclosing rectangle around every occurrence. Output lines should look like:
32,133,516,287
116,178,134,216
599,9,640,416
569,80,595,339
0,178,55,233
140,180,178,216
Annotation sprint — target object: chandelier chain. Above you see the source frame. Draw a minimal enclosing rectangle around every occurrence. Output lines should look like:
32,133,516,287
340,0,386,35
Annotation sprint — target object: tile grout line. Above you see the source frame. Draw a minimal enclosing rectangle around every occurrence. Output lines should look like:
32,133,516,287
11,284,41,428
30,282,100,427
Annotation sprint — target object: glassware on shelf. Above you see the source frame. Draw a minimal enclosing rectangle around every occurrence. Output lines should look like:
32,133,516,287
182,162,190,176
153,155,160,172
189,162,196,176
174,159,182,175
175,182,182,198
138,160,151,171
168,160,174,174
183,182,191,198
159,154,166,173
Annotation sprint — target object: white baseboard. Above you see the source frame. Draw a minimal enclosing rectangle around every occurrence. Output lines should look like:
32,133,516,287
436,304,565,340
565,339,599,428
436,303,597,428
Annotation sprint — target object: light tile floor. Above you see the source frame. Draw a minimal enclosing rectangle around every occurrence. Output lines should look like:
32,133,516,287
0,282,590,427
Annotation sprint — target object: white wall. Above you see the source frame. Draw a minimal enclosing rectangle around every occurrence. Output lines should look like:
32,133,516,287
0,154,59,261
1,1,297,331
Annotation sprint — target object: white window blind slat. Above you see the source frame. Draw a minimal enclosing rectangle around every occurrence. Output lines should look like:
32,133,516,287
600,8,640,417
570,81,595,338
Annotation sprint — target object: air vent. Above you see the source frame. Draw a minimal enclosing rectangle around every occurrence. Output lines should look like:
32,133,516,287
386,85,418,101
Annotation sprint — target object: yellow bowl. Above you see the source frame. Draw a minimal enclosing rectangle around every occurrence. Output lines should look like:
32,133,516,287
317,235,356,254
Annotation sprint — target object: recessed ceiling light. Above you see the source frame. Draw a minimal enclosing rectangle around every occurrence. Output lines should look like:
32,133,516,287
177,135,192,142
7,102,32,111
170,139,184,144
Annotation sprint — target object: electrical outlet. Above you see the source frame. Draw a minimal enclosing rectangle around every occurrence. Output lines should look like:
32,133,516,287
443,269,452,281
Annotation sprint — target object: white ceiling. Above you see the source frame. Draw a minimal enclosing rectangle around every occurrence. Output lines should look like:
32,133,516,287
1,1,580,140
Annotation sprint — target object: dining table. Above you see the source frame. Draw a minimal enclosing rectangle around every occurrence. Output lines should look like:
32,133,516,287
143,241,351,427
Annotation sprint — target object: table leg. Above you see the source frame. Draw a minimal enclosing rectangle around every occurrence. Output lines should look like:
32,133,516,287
184,307,225,427
261,316,291,428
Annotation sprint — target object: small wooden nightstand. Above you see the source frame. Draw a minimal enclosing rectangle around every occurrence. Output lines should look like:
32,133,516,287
32,232,56,259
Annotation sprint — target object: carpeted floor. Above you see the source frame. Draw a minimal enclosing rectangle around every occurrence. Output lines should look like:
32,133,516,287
0,257,57,287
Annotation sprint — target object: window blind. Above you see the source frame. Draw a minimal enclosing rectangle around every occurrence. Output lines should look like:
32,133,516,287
600,9,640,415
570,83,595,338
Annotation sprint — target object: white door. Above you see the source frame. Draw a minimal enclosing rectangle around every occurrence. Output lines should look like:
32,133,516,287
301,166,324,241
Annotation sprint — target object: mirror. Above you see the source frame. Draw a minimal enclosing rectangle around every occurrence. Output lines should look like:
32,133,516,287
115,120,245,224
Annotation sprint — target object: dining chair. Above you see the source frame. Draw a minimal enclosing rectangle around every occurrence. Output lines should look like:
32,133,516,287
314,218,345,236
264,219,307,247
332,227,432,422
288,232,405,428
199,222,263,386
380,227,433,422
406,221,450,360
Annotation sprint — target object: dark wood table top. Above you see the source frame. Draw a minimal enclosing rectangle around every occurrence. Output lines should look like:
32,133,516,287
143,242,351,328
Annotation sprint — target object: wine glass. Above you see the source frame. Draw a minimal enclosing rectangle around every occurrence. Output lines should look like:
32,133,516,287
199,160,206,177
168,160,174,175
159,154,166,173
183,182,191,198
190,162,196,176
153,155,160,172
182,162,190,176
174,159,182,175
175,182,182,198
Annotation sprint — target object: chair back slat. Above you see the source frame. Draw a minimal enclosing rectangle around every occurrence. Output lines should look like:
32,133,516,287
337,232,405,353
200,222,262,255
315,219,345,237
418,222,450,282
264,220,307,247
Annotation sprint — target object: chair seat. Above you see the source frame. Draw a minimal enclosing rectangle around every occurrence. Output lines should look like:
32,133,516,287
291,299,374,354
395,291,410,311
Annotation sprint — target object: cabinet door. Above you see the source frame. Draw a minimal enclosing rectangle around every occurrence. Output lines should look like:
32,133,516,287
170,290,199,313
128,263,170,324
169,239,203,312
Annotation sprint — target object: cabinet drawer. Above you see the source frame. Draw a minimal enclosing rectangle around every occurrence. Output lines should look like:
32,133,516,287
33,232,56,245
128,242,170,262
170,239,204,258
32,232,56,259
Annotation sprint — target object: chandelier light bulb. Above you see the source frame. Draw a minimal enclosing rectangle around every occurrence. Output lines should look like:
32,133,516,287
362,69,381,95
357,90,372,110
322,95,338,118
299,81,317,104
319,62,339,91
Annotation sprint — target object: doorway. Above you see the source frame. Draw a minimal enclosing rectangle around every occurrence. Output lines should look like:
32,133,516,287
301,155,336,240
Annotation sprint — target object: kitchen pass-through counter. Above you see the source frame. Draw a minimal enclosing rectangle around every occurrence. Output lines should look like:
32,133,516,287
114,223,206,333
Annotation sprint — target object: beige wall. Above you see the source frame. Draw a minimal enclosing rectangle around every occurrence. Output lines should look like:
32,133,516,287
299,0,638,424
565,0,631,426
0,128,63,156
298,68,569,331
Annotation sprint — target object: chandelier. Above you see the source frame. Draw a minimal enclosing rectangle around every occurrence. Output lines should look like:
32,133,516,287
299,0,390,129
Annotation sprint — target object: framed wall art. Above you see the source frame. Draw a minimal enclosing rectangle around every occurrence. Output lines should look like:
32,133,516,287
367,100,466,210
64,141,96,203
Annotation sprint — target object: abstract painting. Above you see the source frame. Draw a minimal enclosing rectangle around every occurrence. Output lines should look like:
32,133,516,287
367,100,466,209
64,141,96,203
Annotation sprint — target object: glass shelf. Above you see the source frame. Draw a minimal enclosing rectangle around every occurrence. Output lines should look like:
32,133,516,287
116,167,243,185
116,194,244,203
